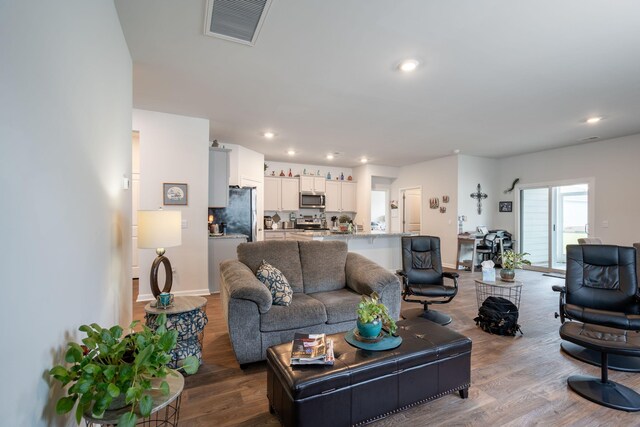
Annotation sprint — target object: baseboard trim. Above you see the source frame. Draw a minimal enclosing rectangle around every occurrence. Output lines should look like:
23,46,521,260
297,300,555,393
136,288,211,302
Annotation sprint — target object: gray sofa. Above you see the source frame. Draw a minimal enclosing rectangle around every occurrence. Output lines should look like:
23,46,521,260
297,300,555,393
219,240,401,365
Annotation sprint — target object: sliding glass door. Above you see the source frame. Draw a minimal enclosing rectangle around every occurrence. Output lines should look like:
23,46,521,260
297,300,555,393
518,181,591,272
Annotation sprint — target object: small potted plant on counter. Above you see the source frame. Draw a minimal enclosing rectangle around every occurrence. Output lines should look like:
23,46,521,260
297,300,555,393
499,250,531,281
356,292,397,339
49,313,199,427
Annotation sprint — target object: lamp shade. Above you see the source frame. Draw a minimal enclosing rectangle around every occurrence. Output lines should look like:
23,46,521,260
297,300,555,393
137,210,182,249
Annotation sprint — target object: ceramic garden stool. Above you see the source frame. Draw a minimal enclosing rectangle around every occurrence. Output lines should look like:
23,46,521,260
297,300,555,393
145,296,208,372
266,318,472,426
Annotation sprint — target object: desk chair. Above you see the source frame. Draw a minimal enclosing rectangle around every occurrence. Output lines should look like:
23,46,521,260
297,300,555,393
398,236,459,325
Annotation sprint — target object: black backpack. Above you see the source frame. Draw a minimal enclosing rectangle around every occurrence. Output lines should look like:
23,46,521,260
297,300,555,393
474,296,522,336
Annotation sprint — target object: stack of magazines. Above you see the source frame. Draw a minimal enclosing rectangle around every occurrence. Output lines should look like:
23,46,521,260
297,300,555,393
290,333,335,365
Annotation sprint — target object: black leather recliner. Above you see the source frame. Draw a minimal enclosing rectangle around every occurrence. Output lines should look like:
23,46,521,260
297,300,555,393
397,236,458,325
554,244,640,371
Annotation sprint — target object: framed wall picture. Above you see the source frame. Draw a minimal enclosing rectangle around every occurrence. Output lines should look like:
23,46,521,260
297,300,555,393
499,201,512,213
163,183,188,206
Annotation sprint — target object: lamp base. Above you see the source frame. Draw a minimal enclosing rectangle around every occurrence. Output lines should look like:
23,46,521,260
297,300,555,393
150,254,173,298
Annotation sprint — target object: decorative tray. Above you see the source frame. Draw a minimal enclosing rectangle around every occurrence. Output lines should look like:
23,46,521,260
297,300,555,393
344,329,402,351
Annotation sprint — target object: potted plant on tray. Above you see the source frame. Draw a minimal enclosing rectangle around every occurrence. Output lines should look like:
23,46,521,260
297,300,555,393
499,250,531,281
49,313,199,427
356,292,397,338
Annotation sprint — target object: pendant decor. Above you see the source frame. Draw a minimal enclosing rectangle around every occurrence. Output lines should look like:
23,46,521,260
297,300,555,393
470,183,488,214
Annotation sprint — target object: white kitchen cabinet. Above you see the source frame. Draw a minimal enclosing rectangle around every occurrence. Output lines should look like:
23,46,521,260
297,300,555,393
264,177,299,211
209,235,247,292
300,176,326,193
264,230,287,240
325,181,357,212
208,148,231,207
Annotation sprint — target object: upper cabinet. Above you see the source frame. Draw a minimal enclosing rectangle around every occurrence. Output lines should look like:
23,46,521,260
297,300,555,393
300,176,326,193
265,177,299,211
325,181,357,212
209,148,231,207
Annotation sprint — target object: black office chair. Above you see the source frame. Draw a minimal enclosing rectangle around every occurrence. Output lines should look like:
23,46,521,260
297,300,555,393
553,244,640,371
398,236,459,325
476,232,498,265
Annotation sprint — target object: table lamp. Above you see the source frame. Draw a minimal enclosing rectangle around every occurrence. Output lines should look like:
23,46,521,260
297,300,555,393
138,209,182,298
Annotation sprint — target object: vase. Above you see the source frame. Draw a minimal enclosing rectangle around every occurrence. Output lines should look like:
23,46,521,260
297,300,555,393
107,394,129,411
357,319,382,338
500,268,515,282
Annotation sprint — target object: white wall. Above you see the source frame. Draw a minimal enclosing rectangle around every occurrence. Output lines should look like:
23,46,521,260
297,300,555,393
457,155,499,232
493,134,640,246
391,156,459,266
0,2,132,425
133,110,210,300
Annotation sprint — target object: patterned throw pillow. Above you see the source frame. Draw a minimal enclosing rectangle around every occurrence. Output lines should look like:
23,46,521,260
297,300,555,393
256,260,293,306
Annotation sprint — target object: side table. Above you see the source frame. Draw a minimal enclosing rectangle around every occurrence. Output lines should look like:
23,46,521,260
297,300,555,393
84,371,184,426
474,279,523,310
145,296,208,371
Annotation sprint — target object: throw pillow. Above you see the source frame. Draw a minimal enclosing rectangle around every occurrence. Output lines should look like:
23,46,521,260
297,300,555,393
256,260,293,306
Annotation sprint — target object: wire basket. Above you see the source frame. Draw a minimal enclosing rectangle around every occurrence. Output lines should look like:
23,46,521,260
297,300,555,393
475,280,522,310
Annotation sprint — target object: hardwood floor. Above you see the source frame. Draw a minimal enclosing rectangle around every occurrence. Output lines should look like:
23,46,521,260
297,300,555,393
133,271,640,426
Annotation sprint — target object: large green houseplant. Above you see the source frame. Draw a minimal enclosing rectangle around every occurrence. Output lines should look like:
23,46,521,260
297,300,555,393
49,313,199,427
499,250,531,281
356,292,397,338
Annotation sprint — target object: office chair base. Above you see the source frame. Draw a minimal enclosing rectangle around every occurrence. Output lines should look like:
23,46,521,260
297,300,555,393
568,375,640,411
561,342,640,372
401,307,452,326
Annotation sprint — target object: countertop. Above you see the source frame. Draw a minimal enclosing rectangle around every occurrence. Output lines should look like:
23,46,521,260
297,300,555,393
209,233,249,240
289,231,414,239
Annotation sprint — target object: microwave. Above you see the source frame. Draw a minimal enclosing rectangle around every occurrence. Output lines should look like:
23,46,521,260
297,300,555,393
300,192,325,209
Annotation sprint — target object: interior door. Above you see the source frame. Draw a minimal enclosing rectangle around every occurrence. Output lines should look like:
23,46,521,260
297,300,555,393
402,188,421,233
131,131,140,279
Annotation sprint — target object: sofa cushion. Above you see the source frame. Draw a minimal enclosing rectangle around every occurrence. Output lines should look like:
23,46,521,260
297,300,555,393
299,241,348,294
309,288,360,325
238,241,304,293
256,260,293,306
260,293,328,332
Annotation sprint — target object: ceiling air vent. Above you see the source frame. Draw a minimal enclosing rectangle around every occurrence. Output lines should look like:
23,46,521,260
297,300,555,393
205,0,272,46
580,136,600,142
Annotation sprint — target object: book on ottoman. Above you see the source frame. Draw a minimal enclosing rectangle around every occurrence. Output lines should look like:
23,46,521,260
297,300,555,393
290,333,334,365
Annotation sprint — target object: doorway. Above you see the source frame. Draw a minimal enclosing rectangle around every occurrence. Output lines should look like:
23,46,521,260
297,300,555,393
517,180,592,272
401,187,422,233
371,190,388,231
131,131,140,279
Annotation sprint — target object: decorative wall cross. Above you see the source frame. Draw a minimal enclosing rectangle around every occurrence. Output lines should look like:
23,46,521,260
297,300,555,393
470,183,488,214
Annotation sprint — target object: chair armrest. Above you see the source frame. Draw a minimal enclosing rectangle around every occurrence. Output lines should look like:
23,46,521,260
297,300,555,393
443,272,459,280
552,285,566,293
220,260,272,314
346,253,400,296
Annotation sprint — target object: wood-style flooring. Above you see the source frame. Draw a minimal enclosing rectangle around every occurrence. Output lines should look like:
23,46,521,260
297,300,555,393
132,270,640,426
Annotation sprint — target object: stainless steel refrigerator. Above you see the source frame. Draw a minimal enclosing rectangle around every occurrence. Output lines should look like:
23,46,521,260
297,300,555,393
209,186,257,242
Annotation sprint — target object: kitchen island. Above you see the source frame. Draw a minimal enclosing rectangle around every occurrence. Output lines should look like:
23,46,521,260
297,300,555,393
286,231,414,271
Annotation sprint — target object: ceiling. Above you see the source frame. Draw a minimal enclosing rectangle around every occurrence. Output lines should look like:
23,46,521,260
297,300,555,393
115,1,640,167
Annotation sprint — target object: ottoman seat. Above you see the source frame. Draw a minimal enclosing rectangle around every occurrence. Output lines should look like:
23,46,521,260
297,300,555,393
267,318,472,426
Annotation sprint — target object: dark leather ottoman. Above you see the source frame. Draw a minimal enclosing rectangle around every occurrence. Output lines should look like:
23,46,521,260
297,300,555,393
266,318,472,426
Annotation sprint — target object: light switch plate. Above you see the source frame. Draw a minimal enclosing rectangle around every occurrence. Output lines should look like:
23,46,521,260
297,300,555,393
181,219,188,229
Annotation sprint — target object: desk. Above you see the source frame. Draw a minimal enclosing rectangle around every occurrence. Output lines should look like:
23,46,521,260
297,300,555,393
456,235,504,273
145,296,208,372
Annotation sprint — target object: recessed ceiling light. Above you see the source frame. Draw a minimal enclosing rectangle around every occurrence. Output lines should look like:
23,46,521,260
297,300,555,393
360,157,368,163
585,117,602,124
287,150,295,156
398,59,419,72
263,131,275,139
326,154,334,160
453,149,461,154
